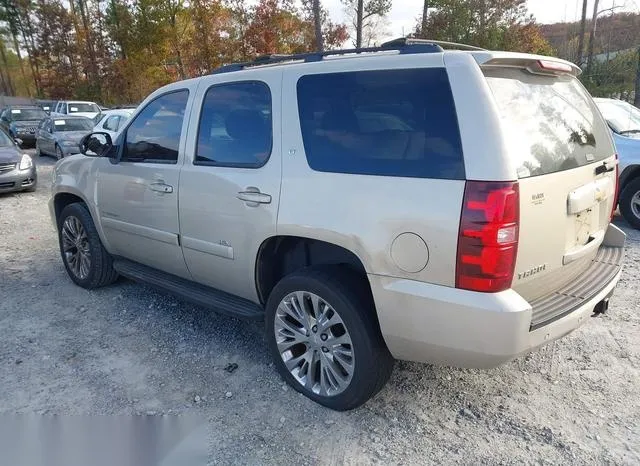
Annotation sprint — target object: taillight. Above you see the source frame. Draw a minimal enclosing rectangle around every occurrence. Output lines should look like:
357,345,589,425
611,153,619,222
456,181,520,293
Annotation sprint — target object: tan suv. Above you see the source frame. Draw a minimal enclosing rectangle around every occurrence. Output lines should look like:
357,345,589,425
50,39,626,410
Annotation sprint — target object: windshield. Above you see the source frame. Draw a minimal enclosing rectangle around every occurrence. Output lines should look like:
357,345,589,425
10,108,46,121
596,100,640,135
484,69,612,178
53,119,93,132
0,130,13,146
68,103,99,113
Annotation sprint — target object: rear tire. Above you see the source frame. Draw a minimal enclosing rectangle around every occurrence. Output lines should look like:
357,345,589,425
58,202,118,289
265,266,394,411
619,177,640,230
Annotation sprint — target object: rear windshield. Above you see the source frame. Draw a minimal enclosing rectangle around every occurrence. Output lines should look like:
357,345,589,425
297,68,465,180
53,119,93,132
484,69,613,178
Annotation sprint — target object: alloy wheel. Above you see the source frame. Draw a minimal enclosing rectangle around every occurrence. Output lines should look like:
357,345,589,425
61,216,91,280
631,191,640,219
274,291,355,397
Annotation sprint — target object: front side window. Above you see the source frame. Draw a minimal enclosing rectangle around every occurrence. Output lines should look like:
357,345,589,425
296,68,465,179
196,81,272,167
123,90,189,163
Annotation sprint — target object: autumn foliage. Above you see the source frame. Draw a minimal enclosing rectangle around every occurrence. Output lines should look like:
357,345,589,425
0,0,348,104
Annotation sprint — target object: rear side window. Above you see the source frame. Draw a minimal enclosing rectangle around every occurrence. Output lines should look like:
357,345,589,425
297,68,465,179
484,69,613,178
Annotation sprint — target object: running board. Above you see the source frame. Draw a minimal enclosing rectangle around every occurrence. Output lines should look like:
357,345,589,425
112,259,264,320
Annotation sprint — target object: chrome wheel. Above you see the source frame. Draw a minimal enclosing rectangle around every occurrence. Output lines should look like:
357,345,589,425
274,291,354,397
61,216,91,280
631,191,640,219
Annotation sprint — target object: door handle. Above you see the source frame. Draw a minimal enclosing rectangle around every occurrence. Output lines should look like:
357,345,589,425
237,188,271,206
149,182,173,194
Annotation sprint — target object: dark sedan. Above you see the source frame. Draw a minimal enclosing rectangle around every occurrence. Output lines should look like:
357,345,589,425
0,129,37,194
35,116,93,160
0,106,47,147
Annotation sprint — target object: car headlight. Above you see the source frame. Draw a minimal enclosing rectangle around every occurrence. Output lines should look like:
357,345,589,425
61,140,76,146
19,153,33,170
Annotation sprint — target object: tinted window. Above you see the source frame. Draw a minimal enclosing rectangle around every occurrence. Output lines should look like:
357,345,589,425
484,69,613,178
196,82,272,167
296,68,464,179
124,90,189,164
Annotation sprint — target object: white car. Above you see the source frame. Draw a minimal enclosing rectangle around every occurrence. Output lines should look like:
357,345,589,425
92,109,135,139
52,100,101,119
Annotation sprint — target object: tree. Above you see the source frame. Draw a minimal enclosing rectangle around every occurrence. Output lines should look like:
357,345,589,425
413,0,553,55
635,46,640,107
312,0,323,51
341,0,391,48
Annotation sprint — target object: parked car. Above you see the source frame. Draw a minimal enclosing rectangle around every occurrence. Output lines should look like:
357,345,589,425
36,115,94,160
92,108,135,139
0,105,47,147
52,100,101,119
0,127,37,193
36,99,57,114
50,39,626,410
594,98,640,229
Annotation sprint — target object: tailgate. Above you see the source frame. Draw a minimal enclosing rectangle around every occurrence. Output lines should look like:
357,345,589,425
484,67,617,302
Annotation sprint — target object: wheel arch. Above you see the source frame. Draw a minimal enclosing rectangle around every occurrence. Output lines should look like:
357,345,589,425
255,235,370,306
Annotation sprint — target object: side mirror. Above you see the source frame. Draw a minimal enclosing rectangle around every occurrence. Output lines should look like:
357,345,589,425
80,132,114,157
47,126,52,133
14,138,23,146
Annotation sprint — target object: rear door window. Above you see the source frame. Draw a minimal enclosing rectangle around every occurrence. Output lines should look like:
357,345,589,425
296,68,465,180
484,69,613,178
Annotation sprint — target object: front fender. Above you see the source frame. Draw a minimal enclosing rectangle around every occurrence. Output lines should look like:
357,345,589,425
50,156,113,253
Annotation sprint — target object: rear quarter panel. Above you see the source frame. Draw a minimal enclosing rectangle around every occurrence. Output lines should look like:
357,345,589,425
278,54,466,286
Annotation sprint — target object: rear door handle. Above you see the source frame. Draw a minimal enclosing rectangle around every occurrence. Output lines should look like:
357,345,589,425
237,188,271,206
149,182,173,194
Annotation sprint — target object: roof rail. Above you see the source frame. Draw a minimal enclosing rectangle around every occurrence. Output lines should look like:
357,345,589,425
382,37,487,51
210,40,445,74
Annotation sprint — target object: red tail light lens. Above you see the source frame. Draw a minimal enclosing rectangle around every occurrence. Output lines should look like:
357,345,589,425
456,181,520,293
611,153,619,222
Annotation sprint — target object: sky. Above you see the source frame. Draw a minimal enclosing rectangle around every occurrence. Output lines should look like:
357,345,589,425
320,0,640,41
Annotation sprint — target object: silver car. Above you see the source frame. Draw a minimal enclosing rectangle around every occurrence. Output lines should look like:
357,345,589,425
36,115,94,160
50,39,626,410
594,98,640,228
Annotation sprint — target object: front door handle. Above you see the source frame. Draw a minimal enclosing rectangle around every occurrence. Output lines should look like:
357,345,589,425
237,188,271,206
149,182,173,194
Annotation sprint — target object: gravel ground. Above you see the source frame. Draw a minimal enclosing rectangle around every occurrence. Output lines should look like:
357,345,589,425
1,152,639,465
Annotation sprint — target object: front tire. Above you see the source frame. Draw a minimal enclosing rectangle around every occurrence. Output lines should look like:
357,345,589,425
35,141,42,157
265,266,394,411
619,178,640,230
58,202,118,289
55,145,64,160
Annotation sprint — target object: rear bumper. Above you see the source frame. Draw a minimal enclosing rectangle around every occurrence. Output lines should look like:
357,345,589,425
371,224,626,369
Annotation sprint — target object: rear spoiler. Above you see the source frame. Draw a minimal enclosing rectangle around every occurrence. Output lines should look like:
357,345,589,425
471,52,581,77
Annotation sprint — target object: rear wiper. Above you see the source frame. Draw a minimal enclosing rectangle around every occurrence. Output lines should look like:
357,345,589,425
620,129,640,135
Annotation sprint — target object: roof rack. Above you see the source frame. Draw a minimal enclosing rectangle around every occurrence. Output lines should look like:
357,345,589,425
210,39,445,74
382,37,487,51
